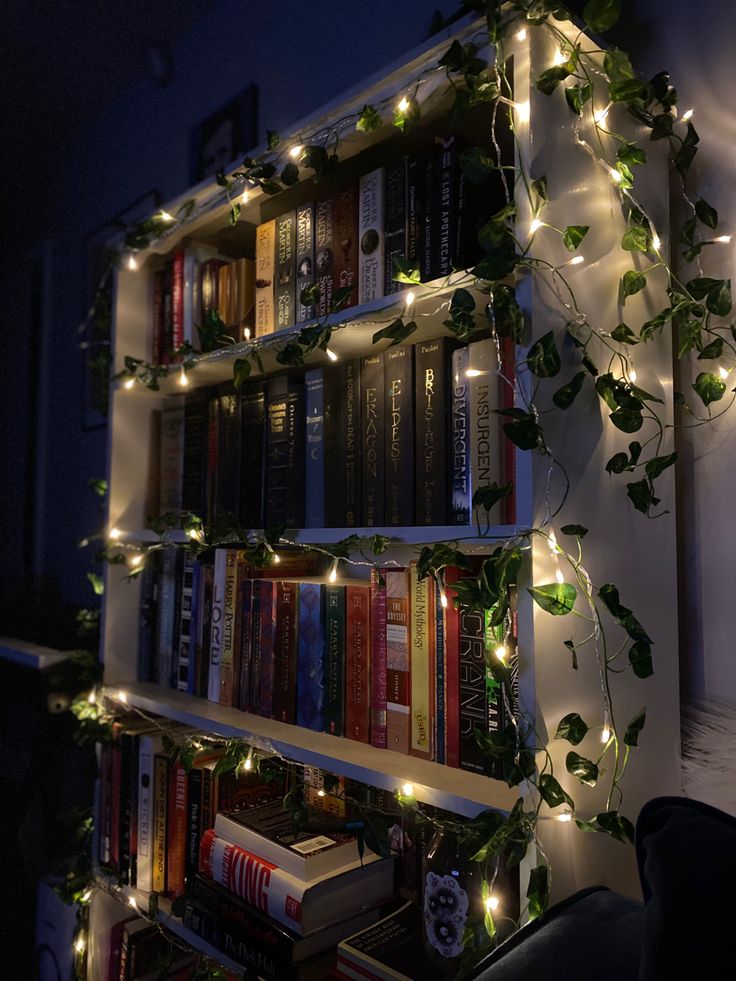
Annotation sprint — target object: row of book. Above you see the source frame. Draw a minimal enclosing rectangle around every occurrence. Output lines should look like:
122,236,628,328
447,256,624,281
107,915,196,980
159,334,514,529
254,133,506,336
151,247,256,364
138,550,518,777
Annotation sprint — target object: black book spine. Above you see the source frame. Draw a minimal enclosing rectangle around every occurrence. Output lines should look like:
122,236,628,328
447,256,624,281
137,555,158,682
205,391,220,527
414,338,450,526
433,138,455,280
296,202,315,322
340,359,362,527
420,152,434,281
384,158,407,294
384,345,415,526
265,376,305,527
361,352,385,527
185,767,203,884
406,155,423,272
273,580,299,724
249,579,262,713
322,364,342,527
239,383,266,529
459,605,487,775
182,392,208,515
276,211,297,330
119,733,134,883
216,387,241,521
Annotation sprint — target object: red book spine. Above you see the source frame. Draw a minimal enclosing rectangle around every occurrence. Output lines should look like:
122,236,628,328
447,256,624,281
345,584,371,742
199,829,278,919
99,744,112,865
200,766,215,834
444,566,462,768
152,270,165,364
166,759,189,899
370,568,388,749
172,249,185,352
502,335,516,524
273,581,299,723
258,580,277,717
333,186,359,309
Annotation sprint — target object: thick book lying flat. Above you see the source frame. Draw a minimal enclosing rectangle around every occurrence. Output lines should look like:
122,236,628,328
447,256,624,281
337,902,427,981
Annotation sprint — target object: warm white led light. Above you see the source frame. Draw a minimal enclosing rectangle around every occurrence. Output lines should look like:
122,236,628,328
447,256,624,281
290,144,304,158
241,189,250,204
516,27,527,41
548,530,558,551
326,347,339,362
273,552,281,564
118,690,129,703
244,326,252,341
397,97,409,113
593,105,610,125
87,690,96,705
126,254,138,271
530,218,542,234
515,100,530,123
405,291,415,306
74,935,86,954
465,368,483,378
81,888,93,903
124,376,135,389
329,559,339,583
485,895,500,912
601,726,611,743
609,165,623,184
159,210,174,222
715,235,732,243
440,588,448,609
317,789,326,797
552,48,566,66
109,527,121,540
629,368,637,383
719,366,729,380
652,234,661,251
127,895,138,909
495,644,507,663
402,783,414,797
682,108,694,121
129,554,143,568
557,810,572,822
568,255,585,266
179,365,189,387
555,567,565,585
243,756,253,771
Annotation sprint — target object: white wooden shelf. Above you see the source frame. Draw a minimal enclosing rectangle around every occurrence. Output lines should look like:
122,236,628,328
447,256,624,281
116,682,519,818
0,636,71,670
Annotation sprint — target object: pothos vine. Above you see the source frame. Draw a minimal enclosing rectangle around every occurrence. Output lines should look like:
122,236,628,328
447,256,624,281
69,0,728,969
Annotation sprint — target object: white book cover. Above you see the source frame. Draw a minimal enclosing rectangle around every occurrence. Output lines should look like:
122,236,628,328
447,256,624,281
359,168,385,304
207,548,228,702
467,338,501,519
136,730,166,893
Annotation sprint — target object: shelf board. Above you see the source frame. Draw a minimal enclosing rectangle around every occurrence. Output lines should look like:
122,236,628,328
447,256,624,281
118,682,518,818
0,636,72,671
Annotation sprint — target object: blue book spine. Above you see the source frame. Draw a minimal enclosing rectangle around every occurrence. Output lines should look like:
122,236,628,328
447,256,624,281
297,582,325,731
187,562,201,695
451,345,471,524
304,368,325,528
435,580,446,764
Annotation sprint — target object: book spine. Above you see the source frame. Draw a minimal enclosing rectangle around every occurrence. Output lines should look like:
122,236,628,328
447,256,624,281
205,391,219,526
406,155,423,270
152,270,165,364
451,346,471,525
295,202,315,322
322,364,341,526
275,211,297,331
255,220,276,337
199,829,305,933
483,608,504,780
249,579,262,713
182,392,207,515
361,352,385,526
409,563,432,759
237,578,253,712
183,250,195,345
159,401,184,515
167,759,188,899
340,359,362,527
502,336,516,524
188,561,201,695
99,744,112,866
162,258,173,364
137,555,158,682
433,137,454,279
384,158,407,294
119,733,134,882
186,768,203,884
434,580,446,765
152,754,169,894
385,568,411,754
218,548,241,706
296,582,325,732
345,584,371,743
333,185,359,309
236,257,256,341
384,345,414,526
324,584,346,736
358,168,384,303
169,549,185,689
216,388,241,521
273,580,299,723
265,378,305,527
258,580,277,717
207,548,228,703
182,899,290,979
156,547,178,689
415,338,450,525
304,368,325,528
171,250,184,351
239,383,266,530
231,560,245,711
200,765,215,834
315,196,335,317
420,152,434,280
176,555,194,692
459,605,487,775
196,561,214,698
468,339,501,522
370,568,388,749
217,264,230,325
444,567,462,768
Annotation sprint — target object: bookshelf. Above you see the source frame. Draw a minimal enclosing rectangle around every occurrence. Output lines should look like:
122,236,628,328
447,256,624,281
96,9,682,976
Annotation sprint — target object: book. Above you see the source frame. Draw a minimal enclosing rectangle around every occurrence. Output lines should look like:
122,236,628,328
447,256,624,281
433,137,454,280
333,185,359,310
215,797,372,880
434,579,446,766
296,202,316,323
415,337,450,526
255,219,277,337
340,359,362,527
297,582,325,732
152,269,165,364
205,390,220,526
384,158,407,295
443,566,462,769
418,152,435,281
273,580,300,723
361,352,385,526
467,338,501,523
171,249,185,352
239,381,266,530
384,345,414,527
182,390,208,516
199,829,394,935
151,754,169,894
369,567,388,750
459,605,487,775
406,154,428,276
322,364,341,526
258,579,278,717
156,546,183,689
276,210,297,331
194,556,214,698
358,168,384,303
175,554,195,692
385,568,410,754
207,548,228,703
137,555,158,683
237,577,253,711
218,548,243,706
451,346,471,525
186,767,203,884
324,583,346,736
337,901,426,981
315,196,335,317
345,583,371,743
409,563,433,760
304,368,325,529
166,758,188,899
199,257,227,322
233,256,256,341
265,374,305,527
159,399,184,515
215,385,241,522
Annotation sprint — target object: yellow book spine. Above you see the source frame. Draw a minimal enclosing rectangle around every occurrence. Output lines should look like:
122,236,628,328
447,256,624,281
255,219,276,336
410,562,431,759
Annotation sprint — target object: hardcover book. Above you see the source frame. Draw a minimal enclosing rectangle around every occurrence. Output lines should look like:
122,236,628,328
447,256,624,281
384,158,407,295
443,566,462,769
467,338,501,523
255,219,277,337
304,368,325,529
415,337,450,526
152,754,169,894
369,567,388,749
276,210,297,331
273,580,300,723
215,386,241,521
324,583,346,736
296,582,325,732
175,554,195,692
361,352,385,526
433,137,455,280
315,196,335,317
233,256,256,341
385,568,410,755
200,257,227,321
409,562,432,760
171,249,185,352
207,548,228,703
296,202,316,323
258,579,278,717
159,399,184,515
358,168,384,303
237,577,253,711
345,583,371,743
239,381,266,530
384,345,414,527
459,605,487,775
166,758,188,899
218,548,243,707
337,901,427,981
434,579,446,765
333,185,359,310
152,269,165,364
451,346,471,525
340,359,362,527
182,390,208,516
322,364,341,526
265,375,305,527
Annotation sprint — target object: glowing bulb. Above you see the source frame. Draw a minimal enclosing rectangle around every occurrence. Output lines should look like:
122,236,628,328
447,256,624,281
682,108,694,121
241,189,250,204
405,291,415,307
118,690,128,704
243,755,253,771
179,365,189,387
557,810,572,822
652,234,661,251
494,643,507,663
548,530,558,551
81,888,93,903
485,895,500,912
124,376,135,389
715,235,732,244
74,935,86,954
317,789,326,797
159,210,174,223
555,567,565,585
126,254,138,271
329,559,339,583
273,552,281,564
529,218,542,234
465,368,483,378
397,97,409,113
593,105,610,125
290,144,304,158
129,554,143,568
401,783,414,797
602,710,611,743
439,588,448,609
568,255,584,266
244,326,251,341
609,165,623,184
109,527,121,540
629,368,637,383
552,48,566,66
128,895,138,910
719,366,728,380
515,100,530,123
188,527,203,541
516,28,527,41
87,690,96,705
326,347,338,362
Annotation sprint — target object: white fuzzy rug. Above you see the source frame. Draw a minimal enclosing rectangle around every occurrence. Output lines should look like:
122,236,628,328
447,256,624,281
682,700,736,816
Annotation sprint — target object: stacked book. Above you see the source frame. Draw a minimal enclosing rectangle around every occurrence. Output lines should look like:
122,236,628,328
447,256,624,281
185,798,396,978
158,334,515,529
137,549,519,778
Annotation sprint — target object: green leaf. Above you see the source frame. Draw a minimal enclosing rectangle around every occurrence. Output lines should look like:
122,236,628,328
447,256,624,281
503,415,542,450
391,256,421,284
599,583,651,642
707,280,732,317
300,282,321,307
695,198,718,230
565,82,591,115
624,707,646,747
372,317,417,346
562,225,589,252
528,582,577,616
610,78,649,103
526,331,561,377
531,176,549,203
609,404,643,433
555,712,589,745
561,523,588,538
472,481,513,513
450,288,476,314
266,130,280,150
280,162,300,186
628,640,654,678
537,66,572,95
460,146,497,184
566,751,599,787
626,478,656,514
693,371,727,406
617,143,646,167
595,810,635,843
584,0,622,32
275,342,305,367
698,337,724,360
603,47,634,83
539,774,574,812
233,357,251,388
330,284,354,312
622,225,650,252
473,242,517,281
622,270,646,300
645,452,677,480
650,113,674,140
686,277,724,299
606,451,630,474
527,865,551,920
356,104,382,133
564,638,579,670
228,202,241,226
488,284,525,341
611,322,640,344
87,572,104,596
552,371,585,409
